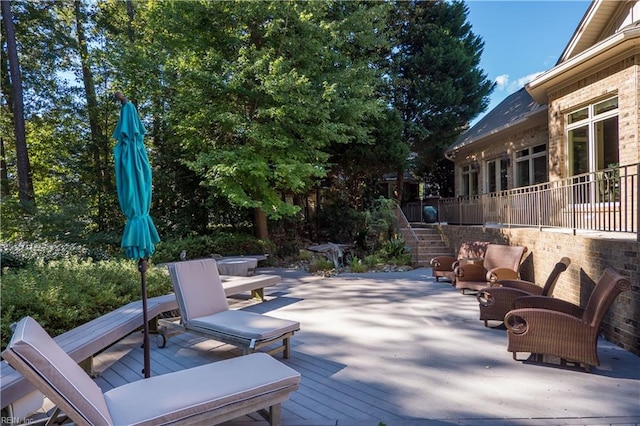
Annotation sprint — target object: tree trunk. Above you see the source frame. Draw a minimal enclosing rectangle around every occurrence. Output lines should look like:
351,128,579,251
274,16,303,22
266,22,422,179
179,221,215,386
1,0,35,207
254,208,269,240
74,0,110,227
1,138,9,197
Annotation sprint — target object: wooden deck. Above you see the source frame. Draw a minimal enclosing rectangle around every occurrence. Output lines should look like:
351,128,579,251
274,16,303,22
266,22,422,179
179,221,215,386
91,268,640,426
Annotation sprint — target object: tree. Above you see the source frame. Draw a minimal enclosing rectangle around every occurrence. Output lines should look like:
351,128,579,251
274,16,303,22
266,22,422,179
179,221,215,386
150,1,387,239
387,0,494,198
73,0,113,231
325,108,407,211
1,0,35,207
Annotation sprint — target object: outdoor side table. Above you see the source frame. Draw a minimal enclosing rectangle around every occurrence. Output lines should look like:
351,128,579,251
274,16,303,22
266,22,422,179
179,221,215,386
216,259,251,276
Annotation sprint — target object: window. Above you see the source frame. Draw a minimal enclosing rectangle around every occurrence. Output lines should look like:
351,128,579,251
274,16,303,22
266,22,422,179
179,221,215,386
486,157,508,193
461,163,479,196
566,96,619,202
567,96,619,175
515,144,547,187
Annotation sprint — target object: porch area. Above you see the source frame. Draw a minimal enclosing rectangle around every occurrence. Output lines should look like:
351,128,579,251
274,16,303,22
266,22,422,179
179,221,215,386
402,163,639,239
87,267,639,425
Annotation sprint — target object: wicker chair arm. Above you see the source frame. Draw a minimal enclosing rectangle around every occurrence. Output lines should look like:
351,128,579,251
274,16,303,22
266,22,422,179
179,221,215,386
495,279,544,295
512,295,584,318
477,286,531,308
454,263,487,281
504,307,590,336
487,267,519,283
430,256,456,270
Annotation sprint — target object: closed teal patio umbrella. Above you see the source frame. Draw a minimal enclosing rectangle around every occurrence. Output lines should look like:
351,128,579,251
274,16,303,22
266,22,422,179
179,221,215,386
112,92,160,378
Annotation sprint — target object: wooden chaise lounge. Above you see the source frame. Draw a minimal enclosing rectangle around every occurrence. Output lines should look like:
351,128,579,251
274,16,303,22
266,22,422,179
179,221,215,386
158,258,300,357
3,316,300,426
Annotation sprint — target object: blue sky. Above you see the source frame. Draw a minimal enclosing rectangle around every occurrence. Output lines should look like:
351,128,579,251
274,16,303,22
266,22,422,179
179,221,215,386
465,1,591,124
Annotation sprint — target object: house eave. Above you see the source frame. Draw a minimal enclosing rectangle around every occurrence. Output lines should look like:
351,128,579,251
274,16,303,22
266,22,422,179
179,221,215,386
444,106,547,161
527,26,640,104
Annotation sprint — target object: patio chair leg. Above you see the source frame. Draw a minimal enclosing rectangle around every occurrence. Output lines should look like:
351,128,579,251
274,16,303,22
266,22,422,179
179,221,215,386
258,403,282,426
284,337,291,359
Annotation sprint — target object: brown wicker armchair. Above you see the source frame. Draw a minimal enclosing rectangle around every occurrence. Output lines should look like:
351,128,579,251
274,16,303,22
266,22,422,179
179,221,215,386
430,241,489,283
453,244,527,294
477,257,571,327
505,268,631,372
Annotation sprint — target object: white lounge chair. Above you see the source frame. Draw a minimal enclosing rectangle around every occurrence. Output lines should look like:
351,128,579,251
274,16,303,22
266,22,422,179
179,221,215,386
3,316,300,426
160,258,299,358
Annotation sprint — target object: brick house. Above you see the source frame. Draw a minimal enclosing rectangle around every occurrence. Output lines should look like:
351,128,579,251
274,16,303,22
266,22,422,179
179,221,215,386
445,0,639,196
432,0,640,356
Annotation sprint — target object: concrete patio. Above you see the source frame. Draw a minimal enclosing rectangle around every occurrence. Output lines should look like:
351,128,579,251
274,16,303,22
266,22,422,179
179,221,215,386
94,267,640,425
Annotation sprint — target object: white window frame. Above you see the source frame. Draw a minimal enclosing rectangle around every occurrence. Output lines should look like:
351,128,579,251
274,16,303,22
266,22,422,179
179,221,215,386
514,144,547,187
485,156,508,193
566,96,619,176
461,163,479,196
566,96,619,204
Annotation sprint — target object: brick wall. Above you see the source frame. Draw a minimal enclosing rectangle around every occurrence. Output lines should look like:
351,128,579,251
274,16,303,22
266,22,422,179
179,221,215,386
434,224,640,356
547,55,640,181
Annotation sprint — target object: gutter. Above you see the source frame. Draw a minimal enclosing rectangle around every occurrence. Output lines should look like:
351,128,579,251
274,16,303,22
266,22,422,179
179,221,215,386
527,25,640,103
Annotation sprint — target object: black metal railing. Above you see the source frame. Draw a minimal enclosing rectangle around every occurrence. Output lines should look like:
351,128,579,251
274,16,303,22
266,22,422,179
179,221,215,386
437,163,639,240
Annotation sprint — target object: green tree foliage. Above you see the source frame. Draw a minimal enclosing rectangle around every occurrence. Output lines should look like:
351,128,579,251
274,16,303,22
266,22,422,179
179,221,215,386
387,0,494,196
151,1,388,223
1,1,124,245
1,0,493,250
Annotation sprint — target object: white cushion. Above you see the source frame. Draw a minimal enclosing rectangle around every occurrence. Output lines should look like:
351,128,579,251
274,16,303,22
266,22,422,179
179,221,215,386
169,259,229,321
2,317,113,425
187,310,300,341
104,353,300,425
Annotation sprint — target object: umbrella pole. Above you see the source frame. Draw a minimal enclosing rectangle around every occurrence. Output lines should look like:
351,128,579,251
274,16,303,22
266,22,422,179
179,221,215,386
138,258,151,378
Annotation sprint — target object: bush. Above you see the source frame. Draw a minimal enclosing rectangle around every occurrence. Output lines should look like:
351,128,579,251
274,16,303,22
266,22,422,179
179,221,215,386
312,202,365,244
0,241,109,271
152,233,274,264
363,254,381,268
308,258,334,273
378,236,412,266
0,258,172,351
347,257,368,273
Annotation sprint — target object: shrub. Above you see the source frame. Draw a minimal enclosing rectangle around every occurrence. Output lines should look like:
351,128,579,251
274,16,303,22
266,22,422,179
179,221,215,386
298,250,313,261
0,258,172,351
377,236,412,266
0,241,109,271
308,258,334,272
347,257,368,273
312,202,365,244
363,254,381,268
380,236,407,259
152,233,274,264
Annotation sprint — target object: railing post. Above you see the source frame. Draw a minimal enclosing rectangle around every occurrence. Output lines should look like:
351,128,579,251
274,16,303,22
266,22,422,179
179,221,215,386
537,190,542,231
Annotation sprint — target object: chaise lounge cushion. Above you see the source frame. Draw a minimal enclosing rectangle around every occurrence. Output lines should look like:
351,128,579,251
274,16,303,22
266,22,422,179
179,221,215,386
104,353,300,425
3,316,113,425
188,310,300,342
170,258,230,321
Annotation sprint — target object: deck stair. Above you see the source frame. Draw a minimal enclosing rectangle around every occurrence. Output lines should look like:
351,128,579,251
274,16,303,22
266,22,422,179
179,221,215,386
399,224,453,267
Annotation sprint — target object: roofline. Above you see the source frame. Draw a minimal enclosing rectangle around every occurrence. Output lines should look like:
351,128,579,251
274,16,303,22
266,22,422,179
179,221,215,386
527,25,640,103
557,0,599,64
444,105,547,160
